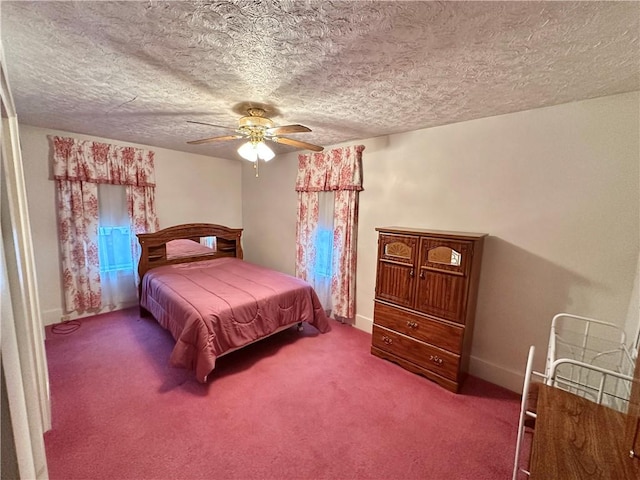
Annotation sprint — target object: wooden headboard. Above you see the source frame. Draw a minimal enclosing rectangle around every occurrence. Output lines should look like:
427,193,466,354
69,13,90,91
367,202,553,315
136,223,243,282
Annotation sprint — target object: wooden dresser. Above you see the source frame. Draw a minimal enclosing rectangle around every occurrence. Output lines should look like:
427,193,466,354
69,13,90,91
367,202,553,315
371,227,487,393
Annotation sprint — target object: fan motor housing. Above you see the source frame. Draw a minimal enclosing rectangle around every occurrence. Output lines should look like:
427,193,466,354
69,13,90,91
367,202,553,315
239,115,274,130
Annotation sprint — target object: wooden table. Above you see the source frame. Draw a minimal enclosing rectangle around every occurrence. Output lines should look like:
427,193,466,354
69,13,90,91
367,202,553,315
530,384,640,479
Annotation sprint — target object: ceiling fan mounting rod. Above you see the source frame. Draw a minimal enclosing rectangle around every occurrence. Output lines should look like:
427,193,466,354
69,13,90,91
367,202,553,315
247,107,265,117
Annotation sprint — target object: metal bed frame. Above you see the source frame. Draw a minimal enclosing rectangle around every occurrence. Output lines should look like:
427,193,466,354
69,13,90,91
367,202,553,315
545,313,635,412
513,313,637,479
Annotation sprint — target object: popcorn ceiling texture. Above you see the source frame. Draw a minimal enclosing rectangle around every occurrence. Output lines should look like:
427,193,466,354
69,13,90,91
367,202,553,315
2,0,639,160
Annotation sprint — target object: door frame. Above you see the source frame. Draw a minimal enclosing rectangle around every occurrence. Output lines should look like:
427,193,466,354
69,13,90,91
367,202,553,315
1,40,50,479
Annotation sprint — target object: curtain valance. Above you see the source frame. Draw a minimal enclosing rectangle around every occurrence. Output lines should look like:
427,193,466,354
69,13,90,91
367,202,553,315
295,145,364,192
52,136,156,187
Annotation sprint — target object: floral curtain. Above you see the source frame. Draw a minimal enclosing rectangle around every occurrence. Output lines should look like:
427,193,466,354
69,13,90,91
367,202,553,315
295,191,319,283
52,136,158,314
126,185,159,276
332,189,359,320
295,145,364,322
52,138,156,186
55,179,101,311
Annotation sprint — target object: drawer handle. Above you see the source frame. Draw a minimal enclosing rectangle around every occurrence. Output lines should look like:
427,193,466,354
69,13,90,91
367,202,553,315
409,268,415,278
429,355,444,366
406,321,418,329
382,335,393,345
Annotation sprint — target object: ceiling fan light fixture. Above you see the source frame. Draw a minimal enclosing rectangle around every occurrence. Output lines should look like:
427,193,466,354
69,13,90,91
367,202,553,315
237,140,274,162
188,106,323,158
237,141,258,162
256,141,275,162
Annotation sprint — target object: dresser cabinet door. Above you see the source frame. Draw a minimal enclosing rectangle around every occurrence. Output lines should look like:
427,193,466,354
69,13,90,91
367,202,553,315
414,238,472,324
375,234,419,308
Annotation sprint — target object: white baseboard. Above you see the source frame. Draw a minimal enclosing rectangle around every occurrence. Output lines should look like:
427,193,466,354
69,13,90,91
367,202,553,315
468,355,524,393
354,314,373,334
41,307,96,326
352,313,522,393
41,301,138,327
41,308,63,326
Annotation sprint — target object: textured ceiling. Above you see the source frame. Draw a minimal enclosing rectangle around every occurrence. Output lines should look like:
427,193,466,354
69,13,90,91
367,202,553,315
2,1,639,161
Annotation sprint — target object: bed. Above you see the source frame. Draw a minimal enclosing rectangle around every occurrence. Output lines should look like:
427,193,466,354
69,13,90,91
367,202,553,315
543,313,636,412
137,223,330,382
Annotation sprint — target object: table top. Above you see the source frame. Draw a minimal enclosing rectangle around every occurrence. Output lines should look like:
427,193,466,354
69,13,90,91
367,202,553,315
530,384,640,480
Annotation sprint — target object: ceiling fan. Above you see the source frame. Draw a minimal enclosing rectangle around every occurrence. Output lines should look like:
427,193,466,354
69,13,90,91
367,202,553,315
187,107,324,162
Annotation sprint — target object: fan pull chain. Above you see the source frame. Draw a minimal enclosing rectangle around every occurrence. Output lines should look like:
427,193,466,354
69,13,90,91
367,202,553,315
254,160,259,177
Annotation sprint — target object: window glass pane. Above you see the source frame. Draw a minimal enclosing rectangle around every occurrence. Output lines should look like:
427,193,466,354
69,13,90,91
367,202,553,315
313,191,335,312
314,228,333,278
97,184,133,273
98,226,133,273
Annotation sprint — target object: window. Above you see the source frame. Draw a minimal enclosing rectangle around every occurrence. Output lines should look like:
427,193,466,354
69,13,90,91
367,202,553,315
97,184,137,308
314,228,333,278
98,226,133,273
311,191,335,312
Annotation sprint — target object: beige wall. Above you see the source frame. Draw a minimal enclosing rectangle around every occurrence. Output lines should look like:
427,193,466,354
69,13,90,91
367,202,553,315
19,92,639,391
18,124,242,325
241,156,299,273
241,91,640,392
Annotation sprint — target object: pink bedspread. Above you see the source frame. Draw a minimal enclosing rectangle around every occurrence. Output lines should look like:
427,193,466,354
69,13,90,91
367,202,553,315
140,257,330,381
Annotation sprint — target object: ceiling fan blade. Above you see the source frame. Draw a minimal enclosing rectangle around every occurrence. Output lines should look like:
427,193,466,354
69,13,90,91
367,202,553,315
266,124,311,136
187,134,244,145
271,136,324,152
187,120,237,132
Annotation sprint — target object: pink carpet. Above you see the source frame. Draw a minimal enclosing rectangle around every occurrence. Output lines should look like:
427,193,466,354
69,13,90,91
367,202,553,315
44,308,520,479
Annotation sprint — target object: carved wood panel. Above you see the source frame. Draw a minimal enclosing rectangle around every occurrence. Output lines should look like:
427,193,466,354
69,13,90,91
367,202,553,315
375,261,415,308
415,271,469,324
378,234,418,265
375,233,419,307
419,238,471,275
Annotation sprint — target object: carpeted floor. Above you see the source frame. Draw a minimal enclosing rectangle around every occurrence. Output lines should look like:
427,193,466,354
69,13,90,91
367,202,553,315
44,308,521,479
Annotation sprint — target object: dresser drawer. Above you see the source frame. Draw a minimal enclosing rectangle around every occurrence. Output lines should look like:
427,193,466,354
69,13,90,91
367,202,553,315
374,302,463,354
372,325,460,381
